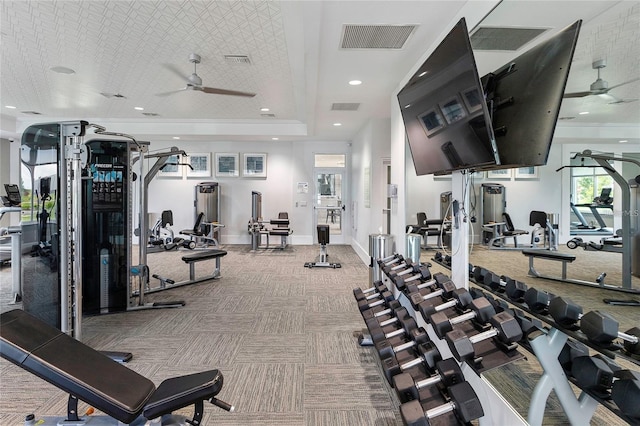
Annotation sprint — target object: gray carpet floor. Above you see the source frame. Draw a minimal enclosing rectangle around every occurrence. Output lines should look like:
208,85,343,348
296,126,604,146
0,243,638,425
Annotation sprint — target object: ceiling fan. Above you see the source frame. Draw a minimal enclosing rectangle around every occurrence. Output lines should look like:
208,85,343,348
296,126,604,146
156,53,256,98
564,59,640,100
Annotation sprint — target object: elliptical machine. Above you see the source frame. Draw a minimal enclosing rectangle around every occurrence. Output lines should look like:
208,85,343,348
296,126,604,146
31,176,58,271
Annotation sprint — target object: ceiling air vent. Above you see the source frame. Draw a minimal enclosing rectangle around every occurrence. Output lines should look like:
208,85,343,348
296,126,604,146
224,55,252,64
261,113,276,118
471,27,548,51
21,110,41,115
341,24,417,49
142,112,160,117
331,103,360,111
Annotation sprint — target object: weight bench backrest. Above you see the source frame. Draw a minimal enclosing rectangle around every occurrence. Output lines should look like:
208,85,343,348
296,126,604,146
317,224,330,245
502,212,516,232
0,309,156,424
161,210,174,227
529,210,547,227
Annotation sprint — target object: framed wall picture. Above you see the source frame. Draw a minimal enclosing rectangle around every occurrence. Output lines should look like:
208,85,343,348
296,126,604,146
242,153,267,178
515,166,538,179
486,168,512,180
158,154,183,178
215,153,239,177
186,152,211,178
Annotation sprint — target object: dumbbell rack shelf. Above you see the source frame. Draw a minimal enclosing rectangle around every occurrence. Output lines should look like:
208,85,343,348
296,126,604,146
471,279,640,425
471,279,640,367
392,291,529,426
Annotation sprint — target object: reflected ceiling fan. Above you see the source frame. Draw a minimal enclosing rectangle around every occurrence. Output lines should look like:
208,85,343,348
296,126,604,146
156,53,256,98
564,59,639,102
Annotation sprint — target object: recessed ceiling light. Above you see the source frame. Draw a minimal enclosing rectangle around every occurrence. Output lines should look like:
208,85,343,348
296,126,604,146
260,107,270,112
272,137,279,140
134,107,144,111
418,71,427,77
348,80,362,86
172,136,180,140
50,66,75,74
578,111,589,115
333,122,342,126
5,105,16,109
404,104,411,109
619,140,628,143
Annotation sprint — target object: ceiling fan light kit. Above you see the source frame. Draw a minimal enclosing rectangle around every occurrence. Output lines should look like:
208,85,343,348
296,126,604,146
156,53,256,98
564,58,640,99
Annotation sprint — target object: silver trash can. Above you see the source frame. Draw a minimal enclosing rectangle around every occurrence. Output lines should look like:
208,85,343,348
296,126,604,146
406,233,421,265
369,234,394,284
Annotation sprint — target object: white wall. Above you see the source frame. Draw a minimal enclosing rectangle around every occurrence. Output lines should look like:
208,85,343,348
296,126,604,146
350,118,392,261
145,139,350,245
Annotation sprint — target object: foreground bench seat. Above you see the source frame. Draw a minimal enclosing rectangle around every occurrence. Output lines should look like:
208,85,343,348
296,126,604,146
0,309,232,425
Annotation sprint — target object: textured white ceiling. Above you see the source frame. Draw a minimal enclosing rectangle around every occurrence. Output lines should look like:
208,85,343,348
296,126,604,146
1,0,638,142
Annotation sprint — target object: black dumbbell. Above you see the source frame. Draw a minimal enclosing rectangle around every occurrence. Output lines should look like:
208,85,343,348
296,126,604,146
558,339,589,374
393,266,432,291
357,290,394,312
400,381,484,426
511,308,544,336
361,299,402,321
429,297,497,339
472,266,490,283
382,341,442,384
418,288,474,320
612,370,640,419
505,279,527,302
376,326,431,360
404,272,451,295
385,259,422,280
353,282,388,301
445,311,523,363
580,310,640,355
377,253,404,268
382,258,415,275
483,271,510,291
393,358,465,403
571,355,619,394
548,296,583,328
408,279,457,309
365,307,410,333
369,315,418,345
523,287,556,314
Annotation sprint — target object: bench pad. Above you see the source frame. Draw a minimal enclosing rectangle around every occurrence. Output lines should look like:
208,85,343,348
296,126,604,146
182,249,228,263
0,309,155,424
522,249,576,262
143,369,223,420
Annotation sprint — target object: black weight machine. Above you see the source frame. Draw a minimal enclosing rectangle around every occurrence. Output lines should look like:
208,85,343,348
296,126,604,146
247,191,293,250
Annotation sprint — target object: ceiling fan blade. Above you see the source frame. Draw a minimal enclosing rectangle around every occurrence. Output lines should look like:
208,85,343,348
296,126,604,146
563,90,593,98
606,76,640,91
161,63,190,83
201,86,256,97
155,87,188,97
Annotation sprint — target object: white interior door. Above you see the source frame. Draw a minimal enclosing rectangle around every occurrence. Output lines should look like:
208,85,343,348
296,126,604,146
313,168,347,244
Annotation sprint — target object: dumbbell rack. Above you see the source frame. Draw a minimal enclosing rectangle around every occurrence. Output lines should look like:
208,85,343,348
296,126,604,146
469,275,640,425
368,260,530,426
392,290,529,425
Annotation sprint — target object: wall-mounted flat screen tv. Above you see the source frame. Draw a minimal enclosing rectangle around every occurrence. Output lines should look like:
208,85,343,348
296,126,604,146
481,20,581,169
398,18,498,176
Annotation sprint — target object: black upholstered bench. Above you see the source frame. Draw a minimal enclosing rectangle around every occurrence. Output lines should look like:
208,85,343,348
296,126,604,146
522,249,576,281
181,249,227,282
0,309,232,424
